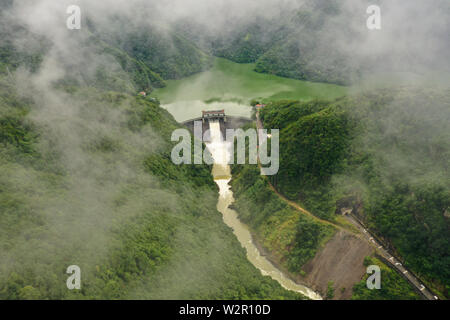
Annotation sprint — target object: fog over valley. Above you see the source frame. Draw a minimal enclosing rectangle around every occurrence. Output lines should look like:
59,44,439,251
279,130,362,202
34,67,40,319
0,0,448,302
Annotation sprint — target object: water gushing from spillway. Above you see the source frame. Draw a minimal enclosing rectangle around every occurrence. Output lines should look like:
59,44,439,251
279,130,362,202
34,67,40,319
205,119,322,300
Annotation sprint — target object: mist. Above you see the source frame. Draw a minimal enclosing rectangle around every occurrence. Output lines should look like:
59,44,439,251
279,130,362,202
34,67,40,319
0,0,449,300
5,0,449,85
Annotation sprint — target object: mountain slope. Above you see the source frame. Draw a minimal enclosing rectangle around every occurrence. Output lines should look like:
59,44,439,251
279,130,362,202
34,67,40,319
184,0,450,86
90,16,213,81
0,7,212,95
0,77,303,299
257,88,450,297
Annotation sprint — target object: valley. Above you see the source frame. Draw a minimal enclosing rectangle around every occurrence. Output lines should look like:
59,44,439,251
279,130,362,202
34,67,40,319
152,60,434,299
0,0,448,303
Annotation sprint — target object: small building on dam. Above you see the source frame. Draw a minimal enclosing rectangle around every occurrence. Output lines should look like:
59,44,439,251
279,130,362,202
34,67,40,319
182,109,252,142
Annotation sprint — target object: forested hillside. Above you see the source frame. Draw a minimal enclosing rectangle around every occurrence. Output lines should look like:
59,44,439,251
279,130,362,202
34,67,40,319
178,0,360,85
258,88,450,297
230,122,420,299
180,0,450,86
231,163,336,275
0,4,212,95
0,2,302,300
0,75,303,299
0,14,161,94
253,1,357,85
91,16,213,80
0,13,47,76
1,0,448,302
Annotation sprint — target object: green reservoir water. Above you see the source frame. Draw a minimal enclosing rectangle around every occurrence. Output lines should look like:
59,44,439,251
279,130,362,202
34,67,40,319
153,58,347,122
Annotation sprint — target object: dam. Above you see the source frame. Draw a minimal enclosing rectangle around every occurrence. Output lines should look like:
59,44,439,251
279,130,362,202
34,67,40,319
182,109,252,142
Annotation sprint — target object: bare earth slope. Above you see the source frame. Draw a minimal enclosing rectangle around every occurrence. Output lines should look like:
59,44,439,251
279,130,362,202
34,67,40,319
301,230,373,299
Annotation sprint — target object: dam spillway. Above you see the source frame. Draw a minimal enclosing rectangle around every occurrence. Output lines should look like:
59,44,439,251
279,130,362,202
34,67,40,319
205,117,322,300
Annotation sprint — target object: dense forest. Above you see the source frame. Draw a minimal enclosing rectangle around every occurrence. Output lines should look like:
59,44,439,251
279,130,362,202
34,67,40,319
90,16,213,81
0,1,212,95
257,88,450,298
0,2,304,300
178,0,450,86
230,129,421,299
1,0,449,301
177,0,357,85
0,76,304,299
